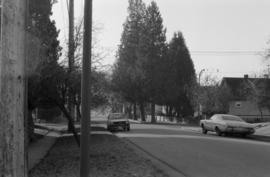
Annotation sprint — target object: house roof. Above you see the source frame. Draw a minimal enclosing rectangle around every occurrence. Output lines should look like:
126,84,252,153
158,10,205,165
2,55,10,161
221,77,270,100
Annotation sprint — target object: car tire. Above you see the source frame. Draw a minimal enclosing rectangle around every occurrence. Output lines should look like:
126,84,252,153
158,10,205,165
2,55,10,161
201,125,207,134
241,133,247,138
107,126,111,131
127,125,130,131
215,127,222,136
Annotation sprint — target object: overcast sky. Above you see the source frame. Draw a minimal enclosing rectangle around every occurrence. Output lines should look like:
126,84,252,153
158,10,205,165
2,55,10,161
52,0,270,79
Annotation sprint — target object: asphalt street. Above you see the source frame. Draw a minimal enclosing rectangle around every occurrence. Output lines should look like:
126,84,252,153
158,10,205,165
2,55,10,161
115,124,270,177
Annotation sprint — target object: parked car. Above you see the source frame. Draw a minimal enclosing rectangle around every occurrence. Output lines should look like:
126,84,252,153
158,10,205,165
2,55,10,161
107,113,130,131
200,114,255,136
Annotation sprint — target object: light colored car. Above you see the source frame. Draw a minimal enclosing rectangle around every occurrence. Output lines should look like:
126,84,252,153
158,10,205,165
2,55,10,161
200,114,255,136
107,113,130,131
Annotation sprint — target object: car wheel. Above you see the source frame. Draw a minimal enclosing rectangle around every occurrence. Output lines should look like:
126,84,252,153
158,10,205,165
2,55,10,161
215,127,222,136
201,124,207,134
127,125,130,131
241,133,247,138
107,126,111,131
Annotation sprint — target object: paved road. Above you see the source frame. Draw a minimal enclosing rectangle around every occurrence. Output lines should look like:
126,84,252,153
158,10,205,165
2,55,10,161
115,124,270,177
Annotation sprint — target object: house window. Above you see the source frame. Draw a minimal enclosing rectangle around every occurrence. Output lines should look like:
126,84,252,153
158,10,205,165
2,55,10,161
235,102,242,108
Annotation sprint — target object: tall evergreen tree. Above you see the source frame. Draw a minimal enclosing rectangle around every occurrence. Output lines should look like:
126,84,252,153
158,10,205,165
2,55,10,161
113,1,196,121
138,1,167,122
112,0,147,120
165,32,196,117
27,0,61,142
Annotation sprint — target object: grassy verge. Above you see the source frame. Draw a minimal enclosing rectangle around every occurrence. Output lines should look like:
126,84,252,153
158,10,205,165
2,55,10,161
30,133,45,143
29,131,168,177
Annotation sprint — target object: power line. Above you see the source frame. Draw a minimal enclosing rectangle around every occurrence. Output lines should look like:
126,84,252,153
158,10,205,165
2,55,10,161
191,51,265,56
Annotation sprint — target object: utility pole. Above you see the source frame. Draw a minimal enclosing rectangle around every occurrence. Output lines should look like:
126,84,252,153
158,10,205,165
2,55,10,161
68,0,75,70
68,0,75,128
80,0,92,176
0,0,28,176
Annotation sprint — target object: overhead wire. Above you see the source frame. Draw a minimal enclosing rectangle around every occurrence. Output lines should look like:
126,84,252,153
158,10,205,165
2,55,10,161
191,51,265,56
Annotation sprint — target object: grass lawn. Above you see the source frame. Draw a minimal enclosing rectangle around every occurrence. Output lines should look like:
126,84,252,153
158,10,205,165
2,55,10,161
30,133,45,143
29,131,168,177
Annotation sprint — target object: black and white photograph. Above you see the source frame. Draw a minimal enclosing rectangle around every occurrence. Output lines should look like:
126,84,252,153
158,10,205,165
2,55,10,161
1,0,270,177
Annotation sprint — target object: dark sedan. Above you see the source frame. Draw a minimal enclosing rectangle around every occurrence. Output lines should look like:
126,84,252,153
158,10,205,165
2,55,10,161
107,113,130,131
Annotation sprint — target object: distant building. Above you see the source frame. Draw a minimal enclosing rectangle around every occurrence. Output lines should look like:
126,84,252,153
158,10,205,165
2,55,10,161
221,75,270,122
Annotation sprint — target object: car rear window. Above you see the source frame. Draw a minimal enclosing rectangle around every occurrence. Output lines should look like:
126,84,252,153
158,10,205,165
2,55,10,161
109,114,125,119
222,115,243,122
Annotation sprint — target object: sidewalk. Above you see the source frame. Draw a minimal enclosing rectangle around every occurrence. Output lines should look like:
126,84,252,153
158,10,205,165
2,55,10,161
35,122,80,132
253,122,270,136
28,129,59,170
29,122,110,171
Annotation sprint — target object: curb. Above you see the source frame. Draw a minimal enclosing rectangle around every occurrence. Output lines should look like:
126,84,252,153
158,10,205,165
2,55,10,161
112,129,188,177
250,134,270,142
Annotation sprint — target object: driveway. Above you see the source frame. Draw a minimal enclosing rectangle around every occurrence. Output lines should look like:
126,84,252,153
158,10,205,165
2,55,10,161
115,123,270,177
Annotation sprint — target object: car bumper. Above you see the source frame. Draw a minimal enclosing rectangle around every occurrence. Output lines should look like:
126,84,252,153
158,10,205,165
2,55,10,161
107,122,129,129
224,127,255,134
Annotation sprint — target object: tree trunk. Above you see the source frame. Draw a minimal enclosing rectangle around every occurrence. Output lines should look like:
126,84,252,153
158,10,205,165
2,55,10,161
0,0,28,175
127,104,132,119
151,102,156,123
169,106,173,117
28,109,35,143
68,101,75,132
139,102,146,122
258,106,263,121
168,106,174,121
133,102,137,120
54,101,80,147
76,103,81,122
165,105,169,116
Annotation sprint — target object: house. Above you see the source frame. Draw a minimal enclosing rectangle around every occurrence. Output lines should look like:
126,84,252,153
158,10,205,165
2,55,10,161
221,75,270,122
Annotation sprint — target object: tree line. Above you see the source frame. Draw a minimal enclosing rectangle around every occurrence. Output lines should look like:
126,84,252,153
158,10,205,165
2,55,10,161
111,0,196,122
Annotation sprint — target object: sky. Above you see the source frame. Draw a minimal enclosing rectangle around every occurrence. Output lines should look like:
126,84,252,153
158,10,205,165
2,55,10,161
52,0,270,79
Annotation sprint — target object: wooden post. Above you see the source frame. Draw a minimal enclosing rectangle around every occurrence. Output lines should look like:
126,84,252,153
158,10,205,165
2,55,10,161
68,0,75,128
0,0,28,176
68,0,75,70
80,0,92,176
